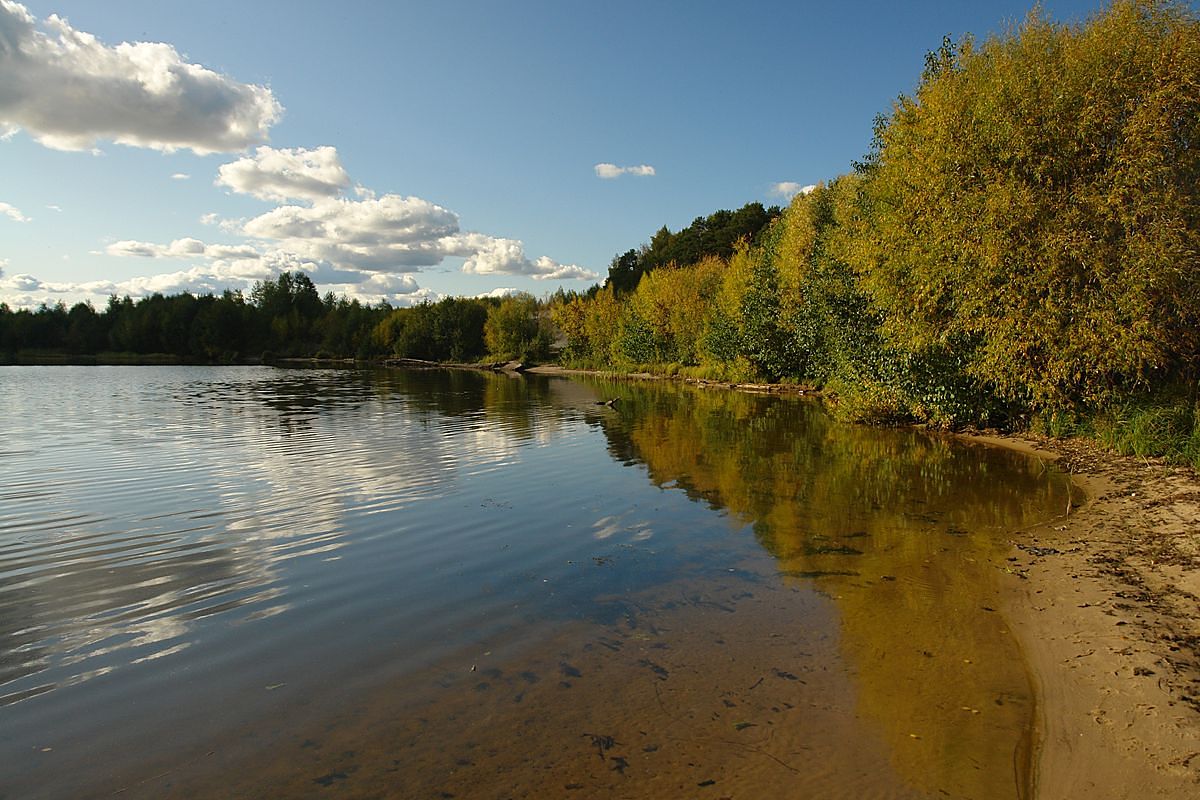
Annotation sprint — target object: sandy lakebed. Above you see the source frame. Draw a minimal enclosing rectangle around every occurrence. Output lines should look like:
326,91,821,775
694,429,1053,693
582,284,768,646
527,365,1200,796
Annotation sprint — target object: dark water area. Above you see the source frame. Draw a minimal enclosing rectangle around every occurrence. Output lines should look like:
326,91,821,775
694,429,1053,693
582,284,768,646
0,366,1075,798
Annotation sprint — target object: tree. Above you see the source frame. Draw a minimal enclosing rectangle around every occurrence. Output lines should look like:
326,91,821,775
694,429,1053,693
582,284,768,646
484,294,550,361
850,0,1200,410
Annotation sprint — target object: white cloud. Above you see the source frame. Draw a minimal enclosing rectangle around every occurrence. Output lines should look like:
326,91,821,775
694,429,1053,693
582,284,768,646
242,194,460,270
0,1,281,154
1,254,306,308
205,144,598,281
319,273,432,306
456,235,598,281
0,201,30,222
39,230,428,308
0,133,600,310
770,181,817,199
528,259,598,281
235,190,597,279
171,173,189,180
594,162,656,179
46,204,61,212
217,145,351,202
105,237,260,261
476,287,521,299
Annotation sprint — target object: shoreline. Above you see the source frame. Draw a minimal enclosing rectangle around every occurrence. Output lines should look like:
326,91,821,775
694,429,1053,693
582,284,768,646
8,358,1197,792
971,433,1200,797
532,364,1200,794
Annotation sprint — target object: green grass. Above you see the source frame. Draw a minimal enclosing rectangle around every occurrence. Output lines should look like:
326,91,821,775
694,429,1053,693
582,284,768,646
1091,398,1200,468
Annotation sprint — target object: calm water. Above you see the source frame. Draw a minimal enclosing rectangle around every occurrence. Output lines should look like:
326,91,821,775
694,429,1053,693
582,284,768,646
0,366,1074,799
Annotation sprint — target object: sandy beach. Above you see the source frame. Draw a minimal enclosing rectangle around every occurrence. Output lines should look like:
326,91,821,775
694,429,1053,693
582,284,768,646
977,434,1200,797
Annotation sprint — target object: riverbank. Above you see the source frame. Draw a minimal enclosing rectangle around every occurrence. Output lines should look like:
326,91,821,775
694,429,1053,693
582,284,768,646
539,364,1200,794
973,433,1200,797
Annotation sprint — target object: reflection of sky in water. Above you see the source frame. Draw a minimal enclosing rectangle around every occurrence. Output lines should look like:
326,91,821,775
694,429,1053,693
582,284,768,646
0,366,1075,800
0,366,571,706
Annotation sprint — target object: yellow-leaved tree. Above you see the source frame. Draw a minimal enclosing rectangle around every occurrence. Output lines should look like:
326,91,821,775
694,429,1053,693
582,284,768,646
851,0,1200,410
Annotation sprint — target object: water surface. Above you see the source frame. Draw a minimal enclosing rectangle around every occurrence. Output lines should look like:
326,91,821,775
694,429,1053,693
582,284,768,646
0,366,1074,798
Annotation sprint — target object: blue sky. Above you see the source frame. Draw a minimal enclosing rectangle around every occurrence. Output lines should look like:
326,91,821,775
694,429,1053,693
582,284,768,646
0,0,1129,308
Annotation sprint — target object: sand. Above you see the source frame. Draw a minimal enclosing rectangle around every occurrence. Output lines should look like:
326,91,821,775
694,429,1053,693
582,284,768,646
974,433,1200,797
533,366,1200,795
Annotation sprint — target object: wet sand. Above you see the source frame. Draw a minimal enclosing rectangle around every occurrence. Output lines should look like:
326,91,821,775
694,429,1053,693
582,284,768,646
978,434,1200,797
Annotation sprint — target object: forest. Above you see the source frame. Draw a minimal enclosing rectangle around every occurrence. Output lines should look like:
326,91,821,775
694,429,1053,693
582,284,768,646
552,0,1200,464
3,1,1197,463
0,272,554,365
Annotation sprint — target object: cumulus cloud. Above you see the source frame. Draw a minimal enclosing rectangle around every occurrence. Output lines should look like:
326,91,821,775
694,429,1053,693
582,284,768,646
16,230,429,307
105,237,260,261
0,266,258,306
170,173,189,180
234,193,598,281
529,260,598,281
594,162,656,179
216,146,351,202
0,201,30,222
242,194,460,269
318,273,435,307
0,245,436,309
476,287,521,299
770,181,817,199
455,235,598,281
2,137,599,310
228,170,601,280
0,1,281,153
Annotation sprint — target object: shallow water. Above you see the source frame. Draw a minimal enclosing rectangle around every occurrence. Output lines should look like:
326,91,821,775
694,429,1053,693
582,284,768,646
0,366,1074,798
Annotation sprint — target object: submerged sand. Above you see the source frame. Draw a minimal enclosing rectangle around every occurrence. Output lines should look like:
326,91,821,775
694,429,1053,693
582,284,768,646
526,367,1200,795
979,434,1200,797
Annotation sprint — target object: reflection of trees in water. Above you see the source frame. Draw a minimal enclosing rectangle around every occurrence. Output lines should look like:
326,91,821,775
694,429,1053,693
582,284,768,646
583,378,1071,799
178,367,572,442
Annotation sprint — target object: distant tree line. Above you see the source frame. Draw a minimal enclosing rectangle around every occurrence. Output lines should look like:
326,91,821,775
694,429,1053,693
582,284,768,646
1,272,555,364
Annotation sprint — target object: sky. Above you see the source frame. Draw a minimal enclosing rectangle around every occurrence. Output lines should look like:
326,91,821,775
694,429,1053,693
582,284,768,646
0,0,1134,309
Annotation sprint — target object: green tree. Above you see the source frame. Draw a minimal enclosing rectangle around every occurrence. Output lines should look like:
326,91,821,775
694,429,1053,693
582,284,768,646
484,294,550,361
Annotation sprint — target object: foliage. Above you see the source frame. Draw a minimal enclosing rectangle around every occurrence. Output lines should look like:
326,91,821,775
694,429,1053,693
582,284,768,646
375,296,491,362
606,202,782,293
0,273,390,363
1091,392,1200,467
484,294,551,362
549,285,620,367
851,0,1200,411
549,0,1200,455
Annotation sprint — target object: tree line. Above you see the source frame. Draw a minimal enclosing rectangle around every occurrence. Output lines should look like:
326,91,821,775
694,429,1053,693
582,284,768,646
605,202,781,293
5,2,1197,463
552,0,1200,463
0,272,554,364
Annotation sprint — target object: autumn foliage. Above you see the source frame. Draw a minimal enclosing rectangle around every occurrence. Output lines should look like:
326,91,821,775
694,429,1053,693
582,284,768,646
558,0,1200,440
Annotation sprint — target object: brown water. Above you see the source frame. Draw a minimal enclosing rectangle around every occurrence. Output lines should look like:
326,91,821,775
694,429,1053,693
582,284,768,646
0,366,1075,799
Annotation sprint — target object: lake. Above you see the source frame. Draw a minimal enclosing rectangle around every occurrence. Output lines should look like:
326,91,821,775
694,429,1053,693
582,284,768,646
0,366,1075,798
